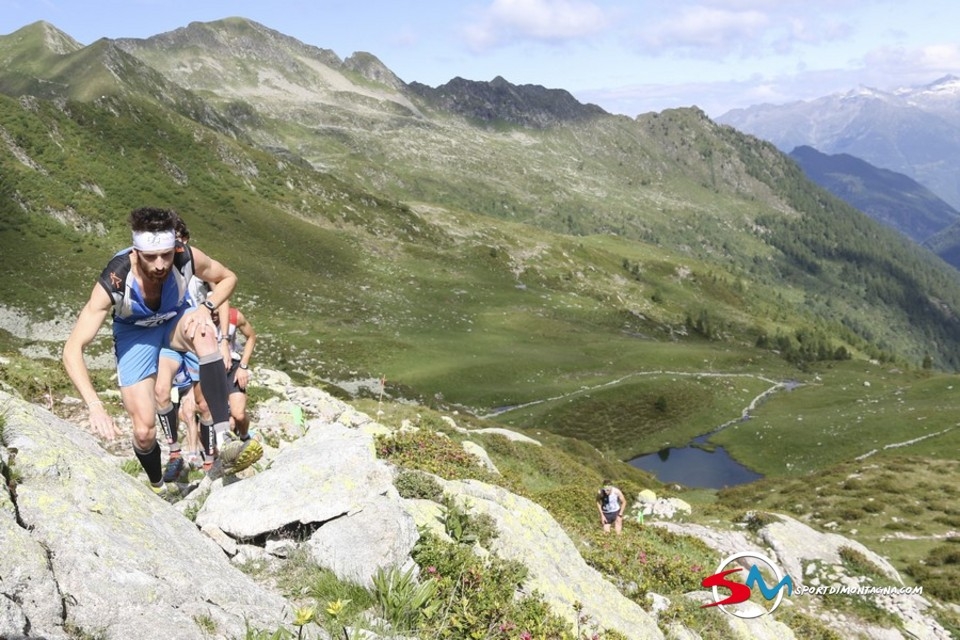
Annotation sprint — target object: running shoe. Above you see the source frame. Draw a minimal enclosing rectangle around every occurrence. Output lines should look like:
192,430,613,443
162,455,185,483
149,481,178,502
183,450,204,471
218,430,263,474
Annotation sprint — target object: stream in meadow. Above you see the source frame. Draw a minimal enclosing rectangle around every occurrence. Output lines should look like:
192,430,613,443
489,374,799,489
628,379,804,488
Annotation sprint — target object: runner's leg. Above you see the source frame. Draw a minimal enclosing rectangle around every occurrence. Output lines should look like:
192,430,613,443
171,309,261,472
154,353,181,448
122,376,162,485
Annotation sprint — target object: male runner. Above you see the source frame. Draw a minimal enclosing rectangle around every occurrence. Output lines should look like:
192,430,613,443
192,306,257,468
63,207,262,495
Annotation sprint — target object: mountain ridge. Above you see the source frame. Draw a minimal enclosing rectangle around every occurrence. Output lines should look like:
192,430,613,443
113,17,422,124
407,75,607,128
788,145,960,244
718,76,960,211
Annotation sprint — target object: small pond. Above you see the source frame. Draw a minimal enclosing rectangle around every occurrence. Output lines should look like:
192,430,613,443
628,435,763,489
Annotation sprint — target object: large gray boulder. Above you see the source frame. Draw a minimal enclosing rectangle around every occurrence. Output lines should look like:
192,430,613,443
195,417,419,589
0,390,293,640
196,420,396,538
306,494,420,588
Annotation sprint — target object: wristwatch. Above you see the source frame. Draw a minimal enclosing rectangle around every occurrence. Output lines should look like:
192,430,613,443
239,363,249,370
202,299,216,312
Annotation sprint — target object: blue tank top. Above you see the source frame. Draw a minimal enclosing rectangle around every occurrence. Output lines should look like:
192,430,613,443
97,243,194,328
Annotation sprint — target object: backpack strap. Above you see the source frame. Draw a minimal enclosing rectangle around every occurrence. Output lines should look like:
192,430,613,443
97,241,195,319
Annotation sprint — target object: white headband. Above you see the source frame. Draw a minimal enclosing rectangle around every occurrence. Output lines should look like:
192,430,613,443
132,230,176,252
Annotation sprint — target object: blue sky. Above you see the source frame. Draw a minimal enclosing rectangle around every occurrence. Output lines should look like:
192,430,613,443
2,0,958,118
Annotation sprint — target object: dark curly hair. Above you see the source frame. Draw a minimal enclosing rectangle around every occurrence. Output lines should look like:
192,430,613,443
129,207,179,233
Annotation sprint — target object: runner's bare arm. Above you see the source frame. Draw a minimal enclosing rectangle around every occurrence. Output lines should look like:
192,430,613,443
63,284,123,439
219,300,232,368
233,310,257,389
237,310,256,366
177,247,238,345
190,246,237,308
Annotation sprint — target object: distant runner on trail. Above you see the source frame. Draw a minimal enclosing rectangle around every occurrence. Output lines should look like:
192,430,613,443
597,481,627,534
63,207,262,497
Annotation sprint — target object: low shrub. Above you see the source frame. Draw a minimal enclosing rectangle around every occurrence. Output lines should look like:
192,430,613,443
906,539,960,602
862,500,884,514
411,532,577,640
372,565,440,633
775,609,844,640
581,526,715,598
654,598,729,638
838,546,889,583
375,429,498,482
441,495,499,548
740,510,781,533
394,469,444,501
838,508,865,521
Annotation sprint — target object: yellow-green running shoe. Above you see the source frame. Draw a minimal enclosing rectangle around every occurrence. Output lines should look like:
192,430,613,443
149,481,178,502
218,431,263,474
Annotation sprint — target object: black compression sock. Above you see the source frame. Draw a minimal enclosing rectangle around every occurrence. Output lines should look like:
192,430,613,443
198,352,231,431
134,441,163,484
156,403,178,445
171,400,180,441
200,420,214,457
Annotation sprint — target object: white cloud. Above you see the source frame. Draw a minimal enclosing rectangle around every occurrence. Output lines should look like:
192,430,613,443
918,44,960,68
635,6,769,53
464,0,612,50
859,44,960,86
630,1,863,59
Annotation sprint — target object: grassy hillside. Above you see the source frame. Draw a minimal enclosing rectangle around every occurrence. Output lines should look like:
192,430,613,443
103,18,960,365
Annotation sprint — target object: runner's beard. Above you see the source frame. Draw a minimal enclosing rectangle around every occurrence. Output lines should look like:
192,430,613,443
146,267,169,282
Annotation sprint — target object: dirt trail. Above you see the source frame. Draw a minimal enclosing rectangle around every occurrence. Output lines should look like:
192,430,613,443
482,370,794,427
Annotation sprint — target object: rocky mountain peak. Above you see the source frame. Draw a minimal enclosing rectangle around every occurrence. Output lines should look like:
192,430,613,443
35,20,84,54
343,51,405,91
903,74,960,96
115,17,344,85
112,17,422,122
407,74,606,129
1,21,83,61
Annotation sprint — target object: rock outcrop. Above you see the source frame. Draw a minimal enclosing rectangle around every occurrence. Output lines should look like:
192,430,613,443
0,391,291,640
655,516,951,640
